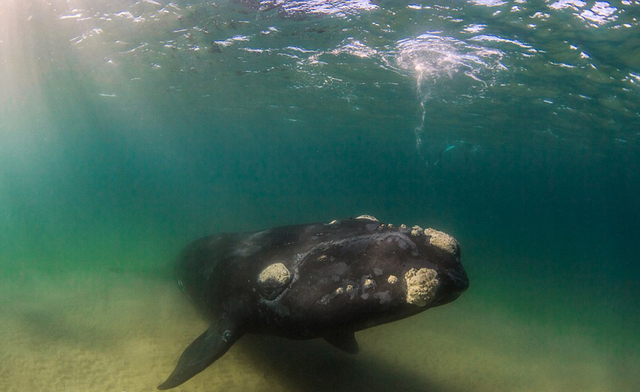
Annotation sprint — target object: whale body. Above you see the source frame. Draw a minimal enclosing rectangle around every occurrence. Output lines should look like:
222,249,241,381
158,215,469,389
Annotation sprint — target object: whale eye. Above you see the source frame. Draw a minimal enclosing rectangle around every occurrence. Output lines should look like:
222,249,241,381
257,263,292,300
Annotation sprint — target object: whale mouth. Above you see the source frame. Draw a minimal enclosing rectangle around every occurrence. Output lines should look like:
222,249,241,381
449,266,470,297
454,270,469,292
427,266,469,307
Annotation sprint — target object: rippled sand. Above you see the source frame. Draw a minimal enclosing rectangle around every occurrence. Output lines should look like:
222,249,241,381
0,270,637,392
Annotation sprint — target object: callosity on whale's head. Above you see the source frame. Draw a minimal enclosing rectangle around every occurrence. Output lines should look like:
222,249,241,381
250,215,469,337
158,215,468,390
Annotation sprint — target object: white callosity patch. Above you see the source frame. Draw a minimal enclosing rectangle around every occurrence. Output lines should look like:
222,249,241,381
387,275,398,284
258,263,291,287
404,268,439,307
363,278,376,289
424,228,460,256
355,214,378,221
360,277,376,300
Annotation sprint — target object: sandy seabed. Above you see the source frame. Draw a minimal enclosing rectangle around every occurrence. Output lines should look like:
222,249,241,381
0,270,638,392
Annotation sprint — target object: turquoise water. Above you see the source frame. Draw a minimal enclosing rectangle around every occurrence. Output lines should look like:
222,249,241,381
1,0,639,391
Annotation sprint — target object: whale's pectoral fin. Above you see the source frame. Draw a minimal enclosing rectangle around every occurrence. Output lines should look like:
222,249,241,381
324,331,359,354
158,318,242,390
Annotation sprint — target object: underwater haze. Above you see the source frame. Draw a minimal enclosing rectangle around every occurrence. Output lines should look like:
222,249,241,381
1,0,639,391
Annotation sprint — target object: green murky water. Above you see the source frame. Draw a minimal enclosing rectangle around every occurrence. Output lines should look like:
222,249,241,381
1,1,639,391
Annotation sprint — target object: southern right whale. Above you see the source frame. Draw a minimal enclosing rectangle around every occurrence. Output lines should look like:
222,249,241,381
158,215,469,389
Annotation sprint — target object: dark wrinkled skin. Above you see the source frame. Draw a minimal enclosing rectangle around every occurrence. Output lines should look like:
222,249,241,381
158,216,469,390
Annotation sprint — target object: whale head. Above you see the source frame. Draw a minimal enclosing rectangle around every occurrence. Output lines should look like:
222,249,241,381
252,215,469,336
